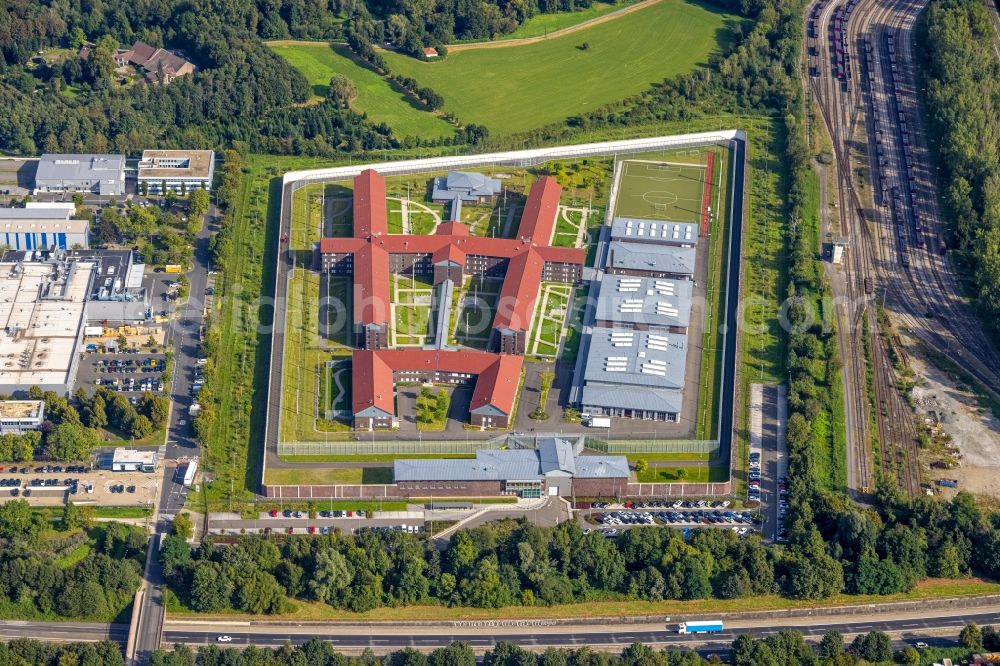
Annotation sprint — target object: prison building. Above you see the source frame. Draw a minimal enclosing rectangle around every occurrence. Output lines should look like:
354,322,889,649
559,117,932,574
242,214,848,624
593,274,693,334
610,217,699,247
320,170,584,355
394,436,629,498
579,327,688,422
605,240,696,280
351,349,523,429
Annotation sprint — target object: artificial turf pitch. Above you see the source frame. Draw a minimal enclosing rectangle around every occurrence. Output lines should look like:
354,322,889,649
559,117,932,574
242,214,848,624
614,160,708,224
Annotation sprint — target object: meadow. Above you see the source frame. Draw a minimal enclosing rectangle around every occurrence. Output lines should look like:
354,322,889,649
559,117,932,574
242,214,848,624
382,0,736,134
269,43,455,139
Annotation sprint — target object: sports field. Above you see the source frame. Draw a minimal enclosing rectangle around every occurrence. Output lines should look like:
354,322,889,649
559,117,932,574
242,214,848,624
381,0,736,134
269,43,454,139
614,160,708,223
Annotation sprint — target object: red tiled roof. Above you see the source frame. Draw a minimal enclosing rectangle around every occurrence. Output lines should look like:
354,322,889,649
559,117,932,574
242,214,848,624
435,221,469,236
321,170,583,337
470,354,523,415
355,245,390,326
354,169,388,238
493,249,544,333
352,350,523,418
516,176,561,244
352,350,394,415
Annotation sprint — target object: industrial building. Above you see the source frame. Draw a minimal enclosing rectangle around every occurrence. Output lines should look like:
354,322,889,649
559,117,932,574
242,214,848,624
320,169,583,356
394,437,629,498
0,400,45,433
0,258,94,395
3,249,150,325
594,274,693,334
35,154,126,196
137,150,215,193
0,204,90,250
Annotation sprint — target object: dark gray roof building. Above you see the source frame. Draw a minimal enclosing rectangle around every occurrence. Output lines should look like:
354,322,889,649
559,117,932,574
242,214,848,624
607,241,696,279
35,154,126,196
393,437,628,482
431,170,501,205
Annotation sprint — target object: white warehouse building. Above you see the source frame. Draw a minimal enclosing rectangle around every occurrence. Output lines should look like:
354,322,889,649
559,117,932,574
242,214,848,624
35,154,126,196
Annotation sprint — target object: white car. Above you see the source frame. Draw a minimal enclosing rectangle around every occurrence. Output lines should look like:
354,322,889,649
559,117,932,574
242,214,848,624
217,636,233,643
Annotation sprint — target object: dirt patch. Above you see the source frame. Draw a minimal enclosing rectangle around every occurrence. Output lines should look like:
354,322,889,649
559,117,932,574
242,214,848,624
900,329,1000,497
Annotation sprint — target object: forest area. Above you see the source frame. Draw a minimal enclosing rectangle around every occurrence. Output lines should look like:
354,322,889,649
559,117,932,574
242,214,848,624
917,0,1000,336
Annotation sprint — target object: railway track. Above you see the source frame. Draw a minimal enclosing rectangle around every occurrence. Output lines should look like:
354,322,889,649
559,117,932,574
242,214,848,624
809,0,1000,498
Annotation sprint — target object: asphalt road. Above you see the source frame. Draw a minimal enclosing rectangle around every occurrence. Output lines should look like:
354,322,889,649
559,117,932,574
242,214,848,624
132,203,216,664
159,607,1000,650
0,621,128,643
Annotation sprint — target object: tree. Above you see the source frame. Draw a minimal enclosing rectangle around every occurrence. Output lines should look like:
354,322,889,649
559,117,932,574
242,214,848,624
128,414,154,440
897,646,920,665
61,501,93,530
190,561,232,613
173,513,193,539
309,548,353,604
45,422,100,461
328,75,358,107
817,631,843,658
0,499,45,540
960,622,984,649
188,189,210,219
634,459,649,474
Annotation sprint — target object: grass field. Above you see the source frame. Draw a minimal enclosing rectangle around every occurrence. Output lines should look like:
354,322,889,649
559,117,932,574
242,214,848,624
381,0,736,134
455,277,501,348
528,283,572,357
265,466,393,485
392,275,434,346
614,159,707,222
269,43,454,139
635,464,727,483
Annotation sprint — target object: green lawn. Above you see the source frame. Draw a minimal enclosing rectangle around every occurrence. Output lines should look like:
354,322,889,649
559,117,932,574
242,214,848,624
382,0,736,134
265,467,393,485
270,43,455,139
635,465,727,483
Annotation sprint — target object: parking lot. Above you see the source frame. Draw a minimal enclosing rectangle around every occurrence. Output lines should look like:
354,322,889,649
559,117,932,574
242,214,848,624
76,352,168,396
0,467,159,507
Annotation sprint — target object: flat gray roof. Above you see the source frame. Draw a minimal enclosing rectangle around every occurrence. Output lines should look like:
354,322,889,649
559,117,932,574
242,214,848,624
611,217,698,246
595,274,693,329
608,241,696,276
394,438,629,482
581,384,684,415
36,154,125,183
584,327,688,390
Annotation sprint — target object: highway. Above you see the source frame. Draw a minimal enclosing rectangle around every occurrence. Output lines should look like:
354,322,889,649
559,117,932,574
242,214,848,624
127,606,1000,650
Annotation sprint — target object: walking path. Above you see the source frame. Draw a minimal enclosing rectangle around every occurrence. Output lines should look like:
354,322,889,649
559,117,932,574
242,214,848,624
446,0,659,52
